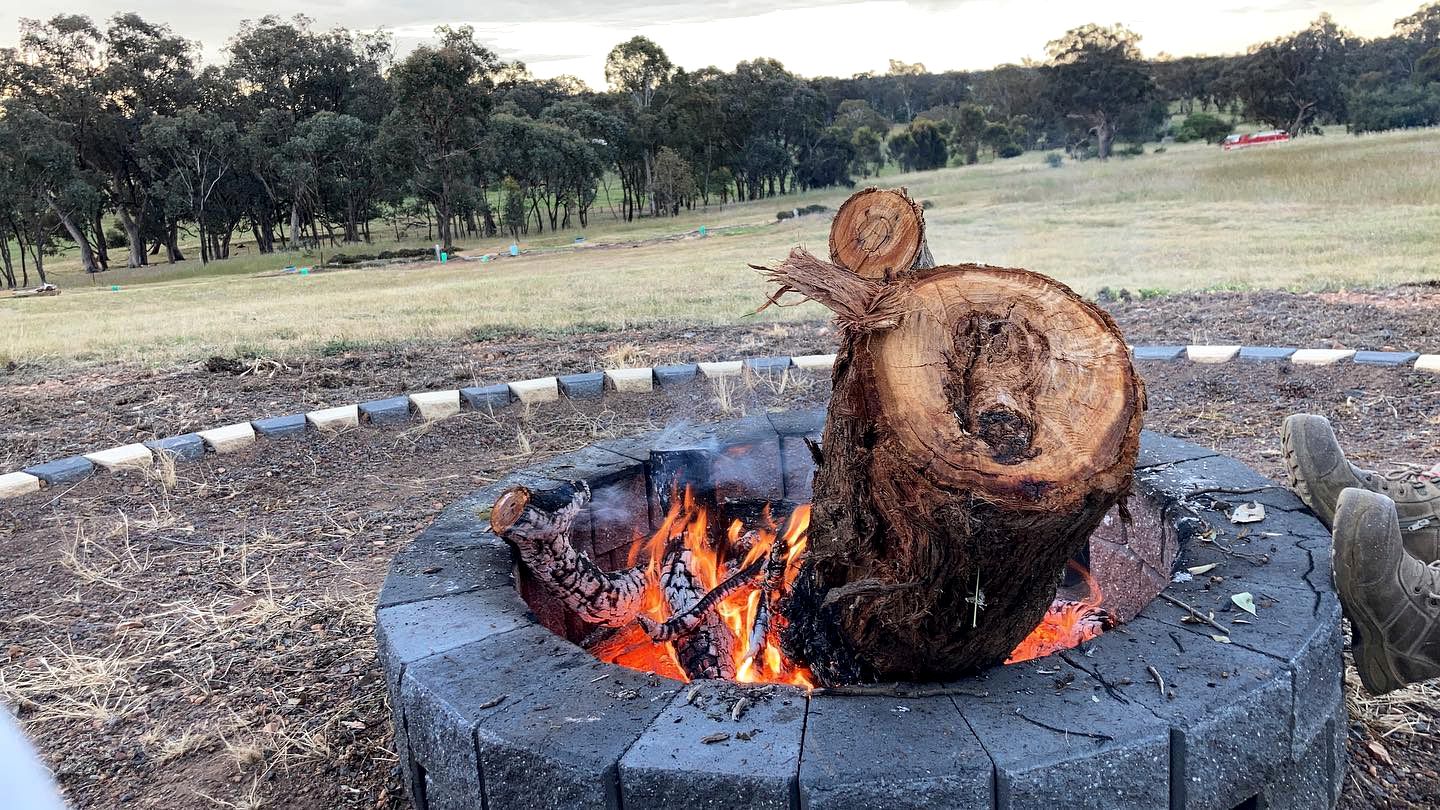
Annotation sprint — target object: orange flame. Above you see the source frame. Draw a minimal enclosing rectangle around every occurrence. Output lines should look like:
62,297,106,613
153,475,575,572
1004,561,1107,664
597,488,814,687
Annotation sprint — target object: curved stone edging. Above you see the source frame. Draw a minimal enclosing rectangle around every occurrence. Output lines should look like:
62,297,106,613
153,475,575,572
2,343,1435,502
376,425,1344,810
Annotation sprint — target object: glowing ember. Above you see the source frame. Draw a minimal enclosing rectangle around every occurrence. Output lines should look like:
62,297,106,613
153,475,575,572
591,488,815,688
1004,561,1110,664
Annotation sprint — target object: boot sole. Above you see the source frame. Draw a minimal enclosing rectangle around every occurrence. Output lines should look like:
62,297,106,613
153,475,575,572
1281,417,1328,524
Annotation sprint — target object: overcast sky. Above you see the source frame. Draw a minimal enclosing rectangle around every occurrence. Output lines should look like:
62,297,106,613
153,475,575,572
0,0,1424,87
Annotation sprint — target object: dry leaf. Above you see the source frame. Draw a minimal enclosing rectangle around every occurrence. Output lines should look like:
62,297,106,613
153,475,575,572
1230,502,1266,524
1367,740,1394,766
1231,592,1258,616
1211,634,1232,644
1188,564,1218,576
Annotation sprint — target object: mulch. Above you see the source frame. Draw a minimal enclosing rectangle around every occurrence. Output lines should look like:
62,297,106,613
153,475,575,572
2,288,1438,808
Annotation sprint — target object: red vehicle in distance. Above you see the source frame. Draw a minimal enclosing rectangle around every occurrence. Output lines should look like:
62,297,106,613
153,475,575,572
1221,129,1291,151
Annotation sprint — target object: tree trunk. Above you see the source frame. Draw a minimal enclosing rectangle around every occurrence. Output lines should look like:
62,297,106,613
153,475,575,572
46,196,98,274
759,188,1144,685
116,207,147,267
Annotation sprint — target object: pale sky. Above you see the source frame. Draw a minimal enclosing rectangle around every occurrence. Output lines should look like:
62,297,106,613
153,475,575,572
1,0,1425,88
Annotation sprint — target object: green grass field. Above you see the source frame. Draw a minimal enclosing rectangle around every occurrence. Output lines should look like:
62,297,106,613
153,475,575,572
5,128,1438,366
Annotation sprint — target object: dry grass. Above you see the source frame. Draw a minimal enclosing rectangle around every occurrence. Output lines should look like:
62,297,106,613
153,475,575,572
4,127,1438,368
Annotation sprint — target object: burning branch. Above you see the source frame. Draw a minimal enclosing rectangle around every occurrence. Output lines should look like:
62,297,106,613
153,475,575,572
657,532,738,680
490,483,649,627
637,556,765,641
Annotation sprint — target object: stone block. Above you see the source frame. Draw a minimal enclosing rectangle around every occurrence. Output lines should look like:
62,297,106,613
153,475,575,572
251,413,308,438
1185,345,1240,364
604,367,654,393
955,657,1171,809
1353,350,1420,366
508,376,559,404
307,404,359,431
558,371,605,399
654,364,698,387
697,360,743,378
1415,354,1440,373
409,390,461,421
459,384,512,410
144,433,206,461
359,396,413,425
791,353,836,372
744,356,792,377
1290,348,1355,366
23,456,94,485
0,471,41,499
402,625,672,810
1079,616,1296,810
1136,431,1218,469
197,422,257,453
377,494,517,609
800,694,991,809
765,407,826,437
620,683,808,810
1131,345,1185,361
1239,346,1298,362
84,443,153,471
781,436,818,501
1262,715,1339,810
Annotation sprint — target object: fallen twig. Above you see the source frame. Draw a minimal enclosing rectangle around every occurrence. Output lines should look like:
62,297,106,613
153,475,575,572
1158,592,1232,635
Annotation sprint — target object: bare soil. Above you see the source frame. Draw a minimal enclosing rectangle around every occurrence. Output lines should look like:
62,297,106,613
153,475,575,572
2,288,1438,808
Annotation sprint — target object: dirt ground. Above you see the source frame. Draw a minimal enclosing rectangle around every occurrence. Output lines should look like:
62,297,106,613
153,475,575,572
2,288,1439,809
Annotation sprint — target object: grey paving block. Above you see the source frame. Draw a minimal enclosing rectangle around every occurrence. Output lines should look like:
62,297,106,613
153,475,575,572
1353,350,1421,366
800,694,991,809
251,413,308,438
1136,431,1218,469
377,490,517,609
359,395,412,425
23,455,94,485
764,407,826,437
459,383,512,410
1263,715,1339,810
558,371,605,399
144,433,206,461
744,356,792,376
1074,616,1295,810
781,436,818,501
653,363,698,387
1132,345,1185,361
620,683,808,810
402,625,674,810
1239,346,1298,362
955,657,1170,809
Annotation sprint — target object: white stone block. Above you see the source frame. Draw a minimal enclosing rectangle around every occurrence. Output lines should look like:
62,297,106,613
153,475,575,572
1186,345,1240,364
409,390,461,421
1290,349,1355,366
1415,355,1440,374
605,367,654,393
85,443,153,471
198,422,256,453
791,354,837,371
509,377,559,404
307,404,360,431
698,361,743,379
0,471,42,499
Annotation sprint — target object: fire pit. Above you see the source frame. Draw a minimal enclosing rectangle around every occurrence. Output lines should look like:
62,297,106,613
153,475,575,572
377,413,1342,810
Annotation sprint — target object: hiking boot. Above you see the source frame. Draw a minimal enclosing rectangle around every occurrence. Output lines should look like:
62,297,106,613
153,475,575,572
1333,488,1440,696
1283,413,1440,560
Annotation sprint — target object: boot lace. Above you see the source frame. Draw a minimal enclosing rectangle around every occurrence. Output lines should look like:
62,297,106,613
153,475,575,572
1366,464,1437,497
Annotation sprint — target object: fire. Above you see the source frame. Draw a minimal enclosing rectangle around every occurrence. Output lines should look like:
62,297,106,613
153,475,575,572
596,488,815,688
1004,561,1108,664
591,489,1105,684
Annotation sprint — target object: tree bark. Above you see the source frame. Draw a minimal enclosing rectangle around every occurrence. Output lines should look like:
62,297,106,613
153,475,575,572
760,188,1144,685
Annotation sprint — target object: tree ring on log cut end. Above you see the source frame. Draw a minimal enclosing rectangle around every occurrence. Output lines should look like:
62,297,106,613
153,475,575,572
872,265,1141,512
828,188,925,281
490,486,531,534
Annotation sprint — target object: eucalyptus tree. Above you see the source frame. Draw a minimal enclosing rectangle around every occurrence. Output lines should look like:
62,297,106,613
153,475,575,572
1046,24,1161,158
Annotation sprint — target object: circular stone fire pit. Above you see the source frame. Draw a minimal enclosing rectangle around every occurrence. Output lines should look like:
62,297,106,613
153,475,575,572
376,412,1343,810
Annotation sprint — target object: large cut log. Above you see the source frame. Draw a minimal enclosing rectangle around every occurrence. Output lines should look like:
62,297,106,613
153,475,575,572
760,190,1144,685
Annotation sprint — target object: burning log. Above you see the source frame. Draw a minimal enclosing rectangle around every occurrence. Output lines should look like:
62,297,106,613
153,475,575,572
655,532,738,680
489,483,649,627
636,555,764,641
743,514,796,664
759,188,1144,685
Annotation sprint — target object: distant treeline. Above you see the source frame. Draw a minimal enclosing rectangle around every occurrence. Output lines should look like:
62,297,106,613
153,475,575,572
1,4,1438,286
